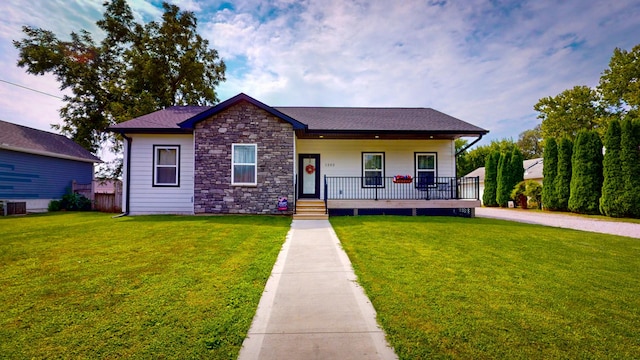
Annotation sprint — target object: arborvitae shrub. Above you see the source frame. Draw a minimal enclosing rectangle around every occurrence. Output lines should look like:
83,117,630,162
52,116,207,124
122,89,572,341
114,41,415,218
554,138,573,211
509,147,524,187
600,120,624,217
496,151,512,207
542,138,558,210
568,130,603,215
482,151,500,207
620,119,640,218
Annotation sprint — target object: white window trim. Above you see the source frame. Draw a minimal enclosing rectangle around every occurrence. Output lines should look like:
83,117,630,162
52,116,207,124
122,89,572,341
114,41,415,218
231,143,258,186
415,152,437,188
362,152,385,188
153,145,180,187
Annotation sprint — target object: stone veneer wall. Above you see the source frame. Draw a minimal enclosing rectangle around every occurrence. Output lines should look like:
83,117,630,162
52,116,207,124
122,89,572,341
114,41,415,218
193,101,295,214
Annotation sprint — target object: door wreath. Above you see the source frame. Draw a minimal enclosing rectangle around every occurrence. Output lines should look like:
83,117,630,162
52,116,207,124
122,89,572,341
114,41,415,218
305,164,315,174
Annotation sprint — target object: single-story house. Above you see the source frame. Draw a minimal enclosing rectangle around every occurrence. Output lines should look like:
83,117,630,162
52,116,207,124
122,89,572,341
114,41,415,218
108,93,488,218
0,120,101,213
467,157,543,204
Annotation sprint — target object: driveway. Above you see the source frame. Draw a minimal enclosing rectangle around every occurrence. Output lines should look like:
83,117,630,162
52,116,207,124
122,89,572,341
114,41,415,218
475,207,640,239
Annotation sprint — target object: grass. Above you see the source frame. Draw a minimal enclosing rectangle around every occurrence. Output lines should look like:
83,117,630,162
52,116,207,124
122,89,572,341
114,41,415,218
330,216,640,359
0,212,291,359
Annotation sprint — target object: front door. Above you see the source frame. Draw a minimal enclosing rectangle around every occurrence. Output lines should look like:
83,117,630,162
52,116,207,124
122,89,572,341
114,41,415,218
298,154,320,198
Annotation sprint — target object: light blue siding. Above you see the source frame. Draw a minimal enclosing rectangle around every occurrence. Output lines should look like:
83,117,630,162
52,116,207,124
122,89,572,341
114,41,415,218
0,149,93,199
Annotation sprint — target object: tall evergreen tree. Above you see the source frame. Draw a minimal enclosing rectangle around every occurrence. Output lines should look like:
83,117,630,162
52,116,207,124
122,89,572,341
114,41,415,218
554,138,573,211
496,151,512,207
600,120,625,217
509,148,525,185
542,138,558,210
482,151,500,207
568,130,603,214
620,119,640,217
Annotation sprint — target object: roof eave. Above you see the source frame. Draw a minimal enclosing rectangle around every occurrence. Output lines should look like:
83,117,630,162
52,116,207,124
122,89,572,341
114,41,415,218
107,127,194,135
296,129,488,140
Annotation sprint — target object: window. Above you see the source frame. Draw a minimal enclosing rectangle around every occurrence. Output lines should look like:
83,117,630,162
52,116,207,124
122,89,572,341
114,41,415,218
232,144,257,185
415,153,437,188
153,145,180,186
362,152,384,187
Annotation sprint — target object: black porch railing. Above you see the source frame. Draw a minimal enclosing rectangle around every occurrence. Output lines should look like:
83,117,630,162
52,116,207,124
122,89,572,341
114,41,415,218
324,176,480,201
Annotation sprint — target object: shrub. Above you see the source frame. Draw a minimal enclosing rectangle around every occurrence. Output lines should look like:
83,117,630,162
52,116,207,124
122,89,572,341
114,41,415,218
48,200,61,212
600,120,625,217
620,119,640,218
482,151,500,207
554,138,573,211
509,148,525,191
568,130,603,215
496,151,512,207
511,180,543,209
61,192,92,211
48,190,92,212
542,137,558,210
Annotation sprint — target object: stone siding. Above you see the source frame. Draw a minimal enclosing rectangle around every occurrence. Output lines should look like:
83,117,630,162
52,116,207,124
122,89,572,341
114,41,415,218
194,101,294,214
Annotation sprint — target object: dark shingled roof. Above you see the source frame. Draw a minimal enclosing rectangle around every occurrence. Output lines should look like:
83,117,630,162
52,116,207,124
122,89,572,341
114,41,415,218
108,93,488,136
0,120,101,163
274,107,487,133
109,106,212,131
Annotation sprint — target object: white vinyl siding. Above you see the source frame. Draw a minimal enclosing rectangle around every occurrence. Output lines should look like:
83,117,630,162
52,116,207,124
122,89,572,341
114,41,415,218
126,134,194,214
295,139,455,199
231,144,257,185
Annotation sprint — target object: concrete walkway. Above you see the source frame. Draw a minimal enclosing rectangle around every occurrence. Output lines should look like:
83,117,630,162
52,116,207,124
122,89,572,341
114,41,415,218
238,220,397,360
476,207,640,239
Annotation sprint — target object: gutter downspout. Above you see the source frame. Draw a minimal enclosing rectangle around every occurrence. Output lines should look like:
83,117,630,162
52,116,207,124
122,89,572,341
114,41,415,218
455,134,484,157
113,134,132,217
455,133,484,179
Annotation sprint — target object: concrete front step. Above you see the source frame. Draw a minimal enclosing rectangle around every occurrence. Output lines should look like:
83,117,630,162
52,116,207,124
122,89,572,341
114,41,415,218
293,213,329,220
295,199,328,220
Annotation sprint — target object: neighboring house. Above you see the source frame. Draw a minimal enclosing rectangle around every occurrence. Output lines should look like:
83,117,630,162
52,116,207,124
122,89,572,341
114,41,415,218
0,120,101,212
467,157,543,204
108,93,488,217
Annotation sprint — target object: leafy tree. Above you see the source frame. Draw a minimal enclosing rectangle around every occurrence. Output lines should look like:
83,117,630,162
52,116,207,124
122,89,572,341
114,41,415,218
455,138,470,177
541,138,558,210
496,151,513,207
600,120,625,217
534,86,604,139
457,139,517,177
620,119,640,217
13,0,226,155
517,124,544,159
553,138,573,211
482,151,500,207
568,130,603,215
599,44,640,122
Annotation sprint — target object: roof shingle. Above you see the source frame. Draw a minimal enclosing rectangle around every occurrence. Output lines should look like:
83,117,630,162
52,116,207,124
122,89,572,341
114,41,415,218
0,120,101,163
108,93,488,136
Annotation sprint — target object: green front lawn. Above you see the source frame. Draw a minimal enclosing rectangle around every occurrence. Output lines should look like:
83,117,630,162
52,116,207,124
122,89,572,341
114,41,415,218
331,216,640,359
0,212,291,359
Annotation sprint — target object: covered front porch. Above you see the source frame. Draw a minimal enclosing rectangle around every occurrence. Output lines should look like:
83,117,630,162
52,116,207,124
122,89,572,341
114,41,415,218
294,175,481,218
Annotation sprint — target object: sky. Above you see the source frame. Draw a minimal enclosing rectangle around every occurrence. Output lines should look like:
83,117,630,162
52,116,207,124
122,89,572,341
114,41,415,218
1,0,639,159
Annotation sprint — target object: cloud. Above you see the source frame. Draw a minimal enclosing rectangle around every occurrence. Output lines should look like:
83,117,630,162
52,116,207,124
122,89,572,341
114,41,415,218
203,0,640,142
1,0,639,146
